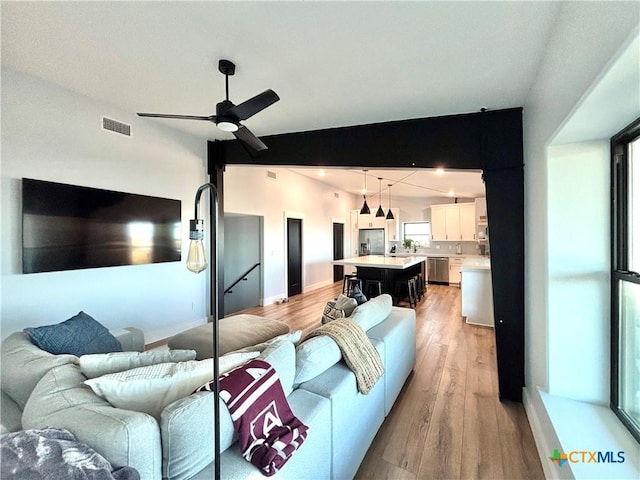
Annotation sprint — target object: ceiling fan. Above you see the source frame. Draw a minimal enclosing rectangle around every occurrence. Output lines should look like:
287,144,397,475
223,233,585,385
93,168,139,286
137,59,279,152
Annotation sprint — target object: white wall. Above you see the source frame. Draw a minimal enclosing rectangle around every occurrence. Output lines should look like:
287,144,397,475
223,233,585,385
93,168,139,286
547,141,610,403
523,0,639,396
1,68,209,343
522,2,639,477
223,166,357,303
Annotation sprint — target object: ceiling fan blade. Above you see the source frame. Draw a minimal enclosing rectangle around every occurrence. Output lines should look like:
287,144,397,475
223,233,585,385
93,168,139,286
137,113,215,121
234,125,268,152
227,89,280,121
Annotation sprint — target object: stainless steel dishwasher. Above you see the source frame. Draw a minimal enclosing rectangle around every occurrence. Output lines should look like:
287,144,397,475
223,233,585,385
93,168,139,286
427,257,450,284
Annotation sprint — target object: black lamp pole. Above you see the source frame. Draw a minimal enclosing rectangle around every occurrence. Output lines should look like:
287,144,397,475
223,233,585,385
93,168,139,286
186,182,220,480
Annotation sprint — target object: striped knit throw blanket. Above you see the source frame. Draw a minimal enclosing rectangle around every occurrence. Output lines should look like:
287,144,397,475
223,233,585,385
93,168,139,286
195,359,308,476
306,317,384,394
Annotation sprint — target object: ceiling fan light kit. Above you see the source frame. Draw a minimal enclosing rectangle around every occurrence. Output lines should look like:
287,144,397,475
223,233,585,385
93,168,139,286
137,59,279,152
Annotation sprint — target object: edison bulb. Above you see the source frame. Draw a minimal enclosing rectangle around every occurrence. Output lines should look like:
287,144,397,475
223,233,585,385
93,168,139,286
186,239,208,273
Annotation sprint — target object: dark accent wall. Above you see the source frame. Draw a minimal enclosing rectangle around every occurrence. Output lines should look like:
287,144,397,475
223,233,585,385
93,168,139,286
209,107,525,402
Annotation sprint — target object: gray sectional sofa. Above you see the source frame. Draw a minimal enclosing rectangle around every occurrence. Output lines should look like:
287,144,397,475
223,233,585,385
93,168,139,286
0,296,416,480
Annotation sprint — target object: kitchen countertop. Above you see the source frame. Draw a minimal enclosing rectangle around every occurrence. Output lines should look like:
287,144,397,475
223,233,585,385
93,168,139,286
333,255,427,270
460,256,491,272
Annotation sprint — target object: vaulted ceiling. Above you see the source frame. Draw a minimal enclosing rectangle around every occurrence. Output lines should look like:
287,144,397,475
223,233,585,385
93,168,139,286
2,2,565,199
2,1,560,141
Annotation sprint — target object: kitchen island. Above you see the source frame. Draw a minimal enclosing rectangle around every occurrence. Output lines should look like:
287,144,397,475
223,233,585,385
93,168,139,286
333,255,426,301
460,256,494,326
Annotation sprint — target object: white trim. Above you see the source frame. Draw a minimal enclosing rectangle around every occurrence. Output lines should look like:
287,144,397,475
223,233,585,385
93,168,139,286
261,293,286,306
524,387,567,480
304,279,334,293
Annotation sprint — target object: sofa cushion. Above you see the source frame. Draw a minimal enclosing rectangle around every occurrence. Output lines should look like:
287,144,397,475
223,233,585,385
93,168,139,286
168,314,290,359
350,293,393,331
79,349,198,378
259,339,296,396
160,392,232,480
294,336,342,385
219,389,332,480
84,359,214,420
160,339,295,480
1,390,22,434
0,332,77,409
24,311,122,356
22,363,161,480
231,330,301,354
84,352,259,421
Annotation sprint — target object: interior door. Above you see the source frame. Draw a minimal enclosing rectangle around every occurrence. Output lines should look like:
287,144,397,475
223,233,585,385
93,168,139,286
223,215,262,316
333,222,344,282
287,218,303,297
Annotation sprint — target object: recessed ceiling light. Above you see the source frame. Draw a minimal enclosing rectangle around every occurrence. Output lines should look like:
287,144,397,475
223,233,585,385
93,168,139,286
448,189,455,197
318,169,326,177
435,168,445,176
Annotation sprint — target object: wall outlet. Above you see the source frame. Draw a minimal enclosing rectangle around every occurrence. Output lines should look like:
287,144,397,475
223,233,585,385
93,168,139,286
448,245,452,249
435,245,440,249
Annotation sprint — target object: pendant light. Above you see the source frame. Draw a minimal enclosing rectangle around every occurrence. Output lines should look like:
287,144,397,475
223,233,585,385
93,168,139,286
359,170,370,215
386,183,395,220
375,178,385,217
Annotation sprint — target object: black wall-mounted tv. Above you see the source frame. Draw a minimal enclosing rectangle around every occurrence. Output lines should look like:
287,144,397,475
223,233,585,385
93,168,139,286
22,178,182,274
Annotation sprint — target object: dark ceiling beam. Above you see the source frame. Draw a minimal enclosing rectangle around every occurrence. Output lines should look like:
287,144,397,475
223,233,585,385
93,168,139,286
211,108,522,171
208,107,525,402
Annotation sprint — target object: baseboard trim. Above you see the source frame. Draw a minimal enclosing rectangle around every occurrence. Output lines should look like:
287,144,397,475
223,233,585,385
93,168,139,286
523,387,567,480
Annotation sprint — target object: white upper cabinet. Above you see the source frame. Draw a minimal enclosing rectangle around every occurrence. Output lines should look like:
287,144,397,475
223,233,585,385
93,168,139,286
385,208,400,241
430,205,448,241
459,203,476,241
430,202,476,241
475,197,488,226
358,212,385,229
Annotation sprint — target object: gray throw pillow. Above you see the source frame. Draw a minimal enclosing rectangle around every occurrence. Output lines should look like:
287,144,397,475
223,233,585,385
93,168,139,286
335,294,358,316
348,284,368,305
24,311,122,356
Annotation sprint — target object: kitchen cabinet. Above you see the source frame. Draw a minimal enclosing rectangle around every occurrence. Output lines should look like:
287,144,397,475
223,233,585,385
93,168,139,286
350,210,360,257
449,256,464,285
430,205,448,241
430,203,476,241
459,203,476,241
358,212,385,229
475,197,488,226
384,208,400,241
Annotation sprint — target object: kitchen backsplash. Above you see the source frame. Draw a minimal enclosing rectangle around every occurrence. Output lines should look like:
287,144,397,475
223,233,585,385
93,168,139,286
388,240,487,256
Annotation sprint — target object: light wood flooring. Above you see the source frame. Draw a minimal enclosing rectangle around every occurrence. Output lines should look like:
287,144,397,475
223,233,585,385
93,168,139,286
237,282,544,480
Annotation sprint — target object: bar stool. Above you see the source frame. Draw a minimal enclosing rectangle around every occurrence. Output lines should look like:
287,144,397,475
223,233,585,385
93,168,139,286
346,277,363,296
364,279,384,298
394,277,417,308
415,273,425,300
342,273,358,295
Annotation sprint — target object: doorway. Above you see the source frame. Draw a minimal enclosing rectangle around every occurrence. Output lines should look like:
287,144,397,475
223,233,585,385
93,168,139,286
287,217,303,297
223,214,262,316
333,222,344,282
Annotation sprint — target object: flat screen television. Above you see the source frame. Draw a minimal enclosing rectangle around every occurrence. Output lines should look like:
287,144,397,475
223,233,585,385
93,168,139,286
22,178,182,274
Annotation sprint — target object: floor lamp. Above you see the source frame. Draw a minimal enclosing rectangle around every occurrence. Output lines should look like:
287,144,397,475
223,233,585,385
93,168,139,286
185,182,221,480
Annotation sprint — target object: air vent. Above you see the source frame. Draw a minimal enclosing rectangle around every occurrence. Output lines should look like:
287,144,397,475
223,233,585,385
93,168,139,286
334,192,340,198
102,117,131,137
266,170,277,180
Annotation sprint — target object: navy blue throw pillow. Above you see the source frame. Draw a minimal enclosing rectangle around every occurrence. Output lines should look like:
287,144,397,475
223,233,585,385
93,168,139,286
24,311,123,356
348,284,368,305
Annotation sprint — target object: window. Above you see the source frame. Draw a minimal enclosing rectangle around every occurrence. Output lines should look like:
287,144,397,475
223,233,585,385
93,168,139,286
611,117,640,442
403,222,431,248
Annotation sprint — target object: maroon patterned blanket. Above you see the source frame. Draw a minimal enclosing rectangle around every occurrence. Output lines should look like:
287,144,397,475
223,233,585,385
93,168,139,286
195,359,308,476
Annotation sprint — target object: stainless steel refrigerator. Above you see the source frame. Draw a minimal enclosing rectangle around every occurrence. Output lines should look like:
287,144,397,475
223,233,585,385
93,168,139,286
359,228,385,255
